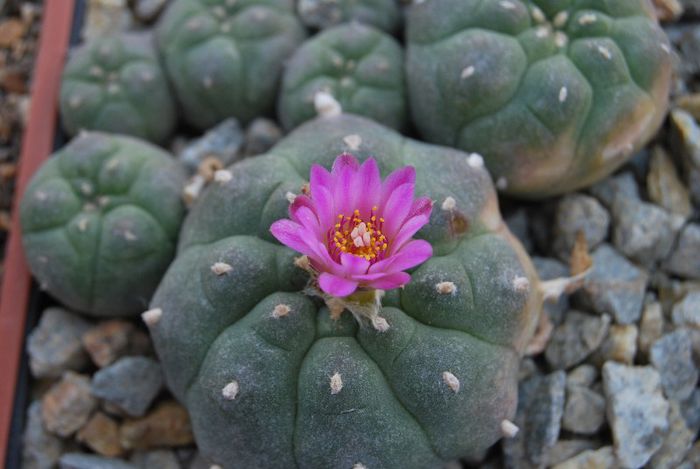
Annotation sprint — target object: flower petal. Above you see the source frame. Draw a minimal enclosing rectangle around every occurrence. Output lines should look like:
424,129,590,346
319,272,358,297
390,214,431,253
368,239,432,274
312,184,334,229
355,158,381,216
409,196,433,218
310,164,333,194
331,153,360,176
270,220,315,256
290,203,321,234
332,155,359,216
382,182,415,238
340,252,370,276
381,166,415,206
366,272,411,290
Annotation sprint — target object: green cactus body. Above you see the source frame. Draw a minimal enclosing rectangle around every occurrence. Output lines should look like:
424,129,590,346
297,0,401,34
406,0,672,197
59,33,177,144
149,114,542,468
156,0,306,130
278,23,407,131
20,133,186,317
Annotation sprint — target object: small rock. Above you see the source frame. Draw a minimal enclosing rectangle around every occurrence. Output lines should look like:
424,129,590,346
650,329,698,400
639,301,665,357
653,0,684,21
594,324,638,366
130,450,180,469
681,388,700,434
243,118,283,156
0,18,26,48
505,208,532,253
602,363,669,469
552,446,616,469
59,453,136,469
672,291,700,328
92,356,163,417
566,364,598,389
647,146,692,218
178,118,244,174
42,372,98,437
664,223,700,279
27,307,91,378
77,412,124,457
589,172,639,207
678,440,700,469
518,357,539,381
131,0,168,23
670,109,700,205
562,386,606,435
552,194,609,262
547,440,600,467
82,0,133,41
649,401,695,469
22,401,64,469
82,320,150,368
545,311,610,370
575,244,649,324
120,401,194,450
532,256,570,325
502,372,566,468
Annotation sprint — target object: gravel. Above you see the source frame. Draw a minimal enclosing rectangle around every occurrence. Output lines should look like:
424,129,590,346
91,356,163,417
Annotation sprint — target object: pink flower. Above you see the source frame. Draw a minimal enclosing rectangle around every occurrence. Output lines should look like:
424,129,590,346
271,153,433,298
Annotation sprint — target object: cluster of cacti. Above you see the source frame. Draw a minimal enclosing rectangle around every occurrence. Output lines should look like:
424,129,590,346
147,114,542,468
406,0,672,197
279,22,406,131
155,0,306,130
297,0,401,34
59,33,176,144
20,132,185,317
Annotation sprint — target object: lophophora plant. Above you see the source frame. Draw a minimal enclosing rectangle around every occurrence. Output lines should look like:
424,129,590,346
59,32,177,144
20,133,186,317
147,114,543,468
297,0,401,34
278,22,407,132
406,0,672,197
156,0,306,130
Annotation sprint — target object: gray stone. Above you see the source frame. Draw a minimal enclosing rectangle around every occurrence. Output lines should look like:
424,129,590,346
42,372,97,437
553,194,609,262
545,311,610,370
639,301,665,357
681,388,700,433
678,440,700,469
651,330,698,400
602,363,670,469
611,197,682,268
131,450,180,469
243,118,283,157
594,324,638,366
178,118,244,174
566,364,597,389
532,256,569,325
91,356,163,417
562,386,606,435
502,371,566,468
59,453,137,469
589,172,639,208
22,401,64,469
575,244,648,324
647,146,692,218
27,307,91,378
547,440,600,467
132,0,168,23
672,291,700,328
664,223,700,280
670,109,700,205
552,446,616,469
649,401,695,469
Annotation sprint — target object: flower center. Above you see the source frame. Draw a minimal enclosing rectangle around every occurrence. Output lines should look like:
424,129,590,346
328,207,388,262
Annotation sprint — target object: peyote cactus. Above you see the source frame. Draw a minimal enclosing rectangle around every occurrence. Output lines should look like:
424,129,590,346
156,0,306,130
297,0,401,34
20,133,186,317
406,0,672,197
147,114,543,468
59,33,176,144
278,23,407,131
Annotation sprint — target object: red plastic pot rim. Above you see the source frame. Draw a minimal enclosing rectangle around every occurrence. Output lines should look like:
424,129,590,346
0,0,76,463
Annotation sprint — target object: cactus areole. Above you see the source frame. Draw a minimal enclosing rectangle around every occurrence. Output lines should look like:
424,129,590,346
149,115,542,468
